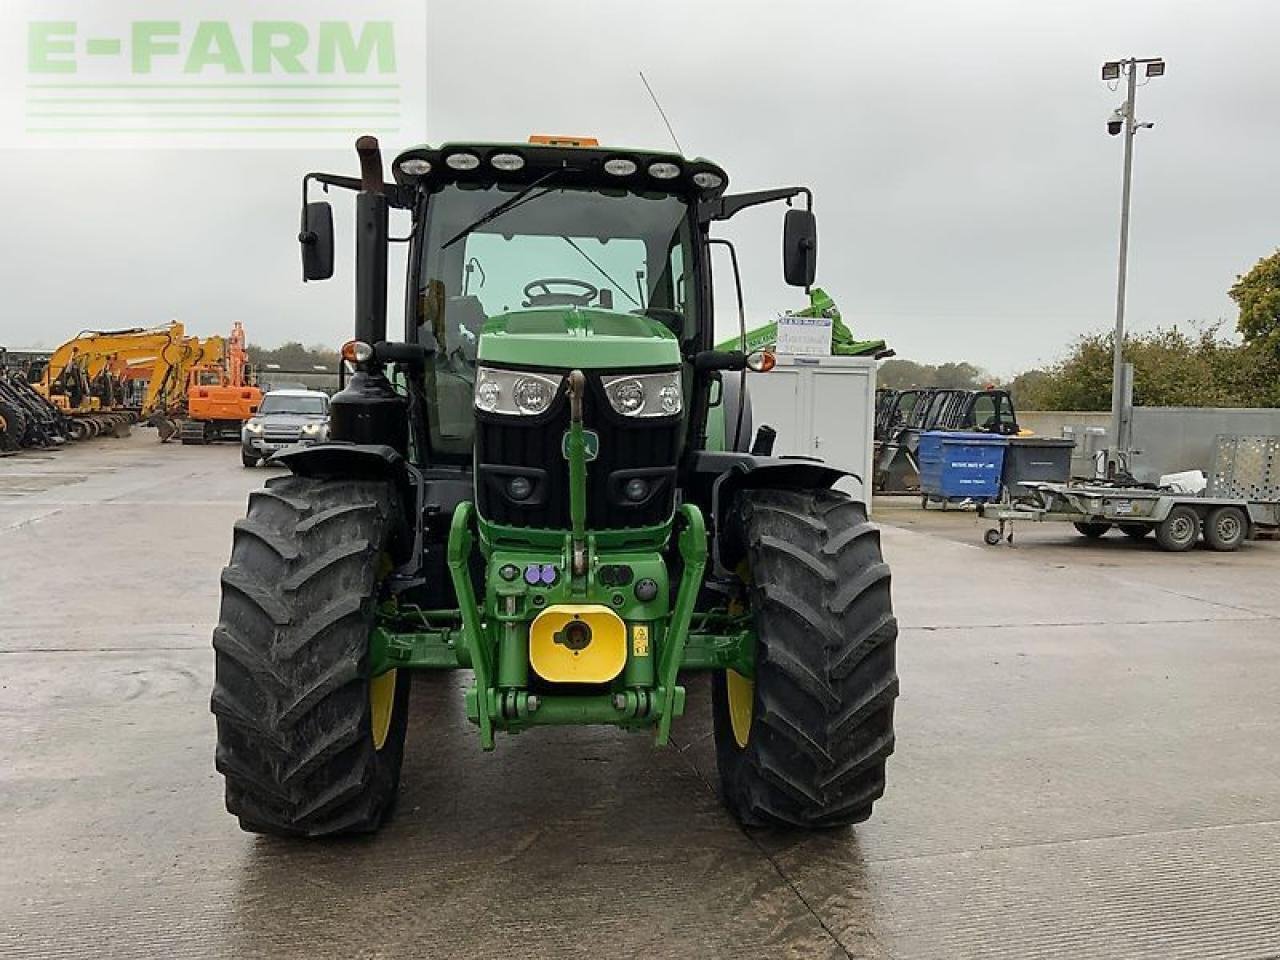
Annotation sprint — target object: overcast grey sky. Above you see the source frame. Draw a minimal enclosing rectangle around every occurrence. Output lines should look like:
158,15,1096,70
1,0,1277,375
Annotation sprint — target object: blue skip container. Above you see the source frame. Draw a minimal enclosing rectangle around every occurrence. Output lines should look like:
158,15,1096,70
918,431,1008,504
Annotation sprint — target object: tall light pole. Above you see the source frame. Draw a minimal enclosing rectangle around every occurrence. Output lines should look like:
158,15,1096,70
1101,56,1164,474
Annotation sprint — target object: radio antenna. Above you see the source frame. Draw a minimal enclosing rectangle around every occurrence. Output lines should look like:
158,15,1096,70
639,71,684,155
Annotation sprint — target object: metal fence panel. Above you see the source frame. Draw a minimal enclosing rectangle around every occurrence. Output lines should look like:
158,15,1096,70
1210,435,1280,501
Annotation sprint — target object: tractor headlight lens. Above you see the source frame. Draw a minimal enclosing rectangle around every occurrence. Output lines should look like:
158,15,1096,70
624,477,650,502
648,162,681,180
659,383,681,414
490,152,525,171
691,170,724,190
512,376,555,415
602,371,682,418
474,367,564,417
475,379,501,412
506,476,533,501
399,157,432,176
604,157,638,176
611,379,645,414
445,152,480,171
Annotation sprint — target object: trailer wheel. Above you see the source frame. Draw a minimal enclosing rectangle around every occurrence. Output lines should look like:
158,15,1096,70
1073,521,1111,538
712,489,898,828
211,475,411,836
984,528,1003,546
1155,505,1200,552
1118,523,1151,540
1204,506,1247,552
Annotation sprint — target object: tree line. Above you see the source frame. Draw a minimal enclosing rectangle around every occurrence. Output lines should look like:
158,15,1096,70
886,248,1280,410
247,341,339,371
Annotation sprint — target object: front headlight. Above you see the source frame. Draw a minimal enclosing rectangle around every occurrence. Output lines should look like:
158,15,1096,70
474,367,563,416
245,420,264,434
301,422,324,436
602,371,682,418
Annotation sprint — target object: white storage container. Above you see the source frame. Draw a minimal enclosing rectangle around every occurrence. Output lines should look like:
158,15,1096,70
746,354,877,506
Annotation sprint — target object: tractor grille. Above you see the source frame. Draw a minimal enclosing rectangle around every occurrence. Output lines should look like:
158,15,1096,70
476,371,681,531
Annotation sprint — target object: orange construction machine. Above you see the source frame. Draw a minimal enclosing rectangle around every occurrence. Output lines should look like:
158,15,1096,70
176,322,262,443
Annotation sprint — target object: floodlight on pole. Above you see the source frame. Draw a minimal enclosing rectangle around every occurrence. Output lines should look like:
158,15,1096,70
1101,56,1164,475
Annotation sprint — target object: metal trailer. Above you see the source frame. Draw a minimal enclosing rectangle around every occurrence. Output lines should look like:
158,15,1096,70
978,481,1280,551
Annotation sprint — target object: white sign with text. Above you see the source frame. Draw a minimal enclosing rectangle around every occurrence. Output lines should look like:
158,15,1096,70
774,313,833,356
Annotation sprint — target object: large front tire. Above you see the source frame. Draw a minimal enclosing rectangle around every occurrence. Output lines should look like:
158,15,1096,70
211,474,411,837
712,489,899,828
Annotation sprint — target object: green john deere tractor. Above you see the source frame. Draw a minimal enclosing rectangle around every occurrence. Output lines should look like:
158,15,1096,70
212,134,898,836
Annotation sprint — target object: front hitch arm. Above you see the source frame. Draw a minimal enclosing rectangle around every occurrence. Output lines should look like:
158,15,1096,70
565,370,588,577
655,503,707,746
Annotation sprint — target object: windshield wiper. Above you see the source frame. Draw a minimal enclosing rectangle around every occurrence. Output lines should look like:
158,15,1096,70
441,168,563,250
562,237,641,308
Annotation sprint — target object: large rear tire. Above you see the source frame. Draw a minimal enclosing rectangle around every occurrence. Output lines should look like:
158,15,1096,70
712,489,899,828
211,474,411,837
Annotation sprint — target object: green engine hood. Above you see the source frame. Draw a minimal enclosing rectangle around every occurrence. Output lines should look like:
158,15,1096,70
476,307,680,370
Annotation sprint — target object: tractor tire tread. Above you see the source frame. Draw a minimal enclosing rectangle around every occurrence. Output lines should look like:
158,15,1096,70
211,474,410,837
712,488,898,829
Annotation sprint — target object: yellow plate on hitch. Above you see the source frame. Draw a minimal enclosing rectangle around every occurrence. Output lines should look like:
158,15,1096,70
529,604,627,684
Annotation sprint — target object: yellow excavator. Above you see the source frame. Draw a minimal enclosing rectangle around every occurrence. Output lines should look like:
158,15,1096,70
32,325,177,438
34,323,217,440
37,323,259,442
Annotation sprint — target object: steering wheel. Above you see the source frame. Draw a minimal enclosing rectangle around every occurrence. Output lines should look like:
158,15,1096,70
522,278,599,308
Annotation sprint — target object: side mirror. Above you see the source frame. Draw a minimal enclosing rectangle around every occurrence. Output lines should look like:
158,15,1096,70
299,201,334,281
782,208,817,287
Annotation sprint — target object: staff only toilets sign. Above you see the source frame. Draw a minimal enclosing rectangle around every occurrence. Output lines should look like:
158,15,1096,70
0,1,426,148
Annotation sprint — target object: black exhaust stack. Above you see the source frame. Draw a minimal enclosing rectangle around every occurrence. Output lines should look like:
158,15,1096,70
328,136,409,455
354,136,388,347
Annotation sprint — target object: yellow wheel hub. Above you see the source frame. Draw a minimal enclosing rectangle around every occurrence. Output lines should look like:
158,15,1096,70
726,669,754,748
369,669,397,751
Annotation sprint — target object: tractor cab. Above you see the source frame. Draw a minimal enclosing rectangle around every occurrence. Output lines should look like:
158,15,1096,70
402,139,713,465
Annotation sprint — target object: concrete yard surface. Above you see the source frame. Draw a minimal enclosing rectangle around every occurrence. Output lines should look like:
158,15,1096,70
2,433,1279,959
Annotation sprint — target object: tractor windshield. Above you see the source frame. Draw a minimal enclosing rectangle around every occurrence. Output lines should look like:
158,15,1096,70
414,184,696,459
